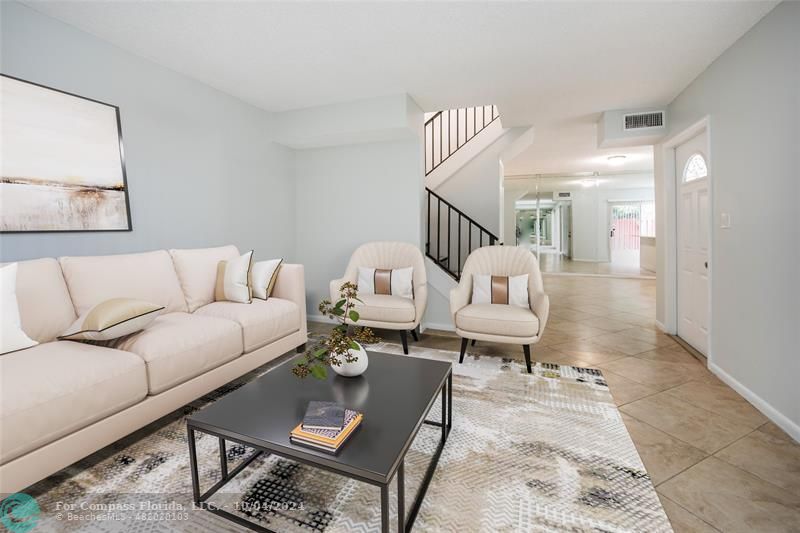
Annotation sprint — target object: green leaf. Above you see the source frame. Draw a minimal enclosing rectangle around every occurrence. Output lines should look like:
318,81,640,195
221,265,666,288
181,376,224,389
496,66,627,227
348,340,360,351
334,299,345,309
313,347,328,359
310,365,328,380
349,310,360,322
331,307,344,316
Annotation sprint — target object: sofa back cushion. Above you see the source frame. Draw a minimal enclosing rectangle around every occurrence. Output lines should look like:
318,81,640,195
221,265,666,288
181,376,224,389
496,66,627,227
9,258,77,343
169,245,240,312
60,250,187,315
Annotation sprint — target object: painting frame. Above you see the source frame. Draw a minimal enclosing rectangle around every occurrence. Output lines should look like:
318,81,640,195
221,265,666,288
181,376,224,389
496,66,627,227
0,73,132,233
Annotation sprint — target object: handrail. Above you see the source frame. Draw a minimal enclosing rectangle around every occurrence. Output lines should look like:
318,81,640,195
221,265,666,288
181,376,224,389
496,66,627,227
425,187,499,281
425,110,444,128
426,187,498,241
424,105,499,176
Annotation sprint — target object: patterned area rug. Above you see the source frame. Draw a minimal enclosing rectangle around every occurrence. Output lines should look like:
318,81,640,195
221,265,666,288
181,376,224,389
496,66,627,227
27,342,672,532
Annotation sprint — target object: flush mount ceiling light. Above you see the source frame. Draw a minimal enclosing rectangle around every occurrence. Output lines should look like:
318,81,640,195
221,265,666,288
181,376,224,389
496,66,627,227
607,155,627,167
581,179,598,188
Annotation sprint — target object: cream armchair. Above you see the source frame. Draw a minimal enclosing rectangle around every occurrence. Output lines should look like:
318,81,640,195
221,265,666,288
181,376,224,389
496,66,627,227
450,245,549,373
330,241,427,354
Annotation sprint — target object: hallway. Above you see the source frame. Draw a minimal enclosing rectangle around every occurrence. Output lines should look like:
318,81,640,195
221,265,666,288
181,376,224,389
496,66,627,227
537,251,655,278
312,274,800,531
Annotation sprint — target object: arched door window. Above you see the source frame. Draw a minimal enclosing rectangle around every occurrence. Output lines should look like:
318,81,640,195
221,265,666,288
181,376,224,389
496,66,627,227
683,153,708,182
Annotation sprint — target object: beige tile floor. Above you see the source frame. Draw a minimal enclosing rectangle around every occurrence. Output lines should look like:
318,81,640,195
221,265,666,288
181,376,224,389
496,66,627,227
536,251,656,278
310,275,800,532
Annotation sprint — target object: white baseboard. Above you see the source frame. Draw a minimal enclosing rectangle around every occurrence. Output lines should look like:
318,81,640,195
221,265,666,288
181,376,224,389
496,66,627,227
708,361,800,443
422,321,455,333
307,314,335,324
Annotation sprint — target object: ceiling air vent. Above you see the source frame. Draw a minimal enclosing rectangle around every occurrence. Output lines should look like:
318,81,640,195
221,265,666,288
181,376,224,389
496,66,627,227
623,111,664,130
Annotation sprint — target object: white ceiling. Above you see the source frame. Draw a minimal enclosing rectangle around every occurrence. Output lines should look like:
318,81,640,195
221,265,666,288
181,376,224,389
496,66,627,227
25,1,776,175
505,122,656,176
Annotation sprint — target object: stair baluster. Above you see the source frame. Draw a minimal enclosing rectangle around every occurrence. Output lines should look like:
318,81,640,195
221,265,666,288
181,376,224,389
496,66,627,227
425,187,498,281
424,105,500,175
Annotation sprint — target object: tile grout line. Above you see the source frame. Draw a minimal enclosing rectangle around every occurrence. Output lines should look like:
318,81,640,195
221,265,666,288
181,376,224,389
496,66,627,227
615,376,763,453
619,385,712,451
656,491,724,533
709,425,800,496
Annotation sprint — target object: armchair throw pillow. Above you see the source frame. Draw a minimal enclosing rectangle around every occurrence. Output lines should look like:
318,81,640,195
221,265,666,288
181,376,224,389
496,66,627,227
357,266,414,299
471,274,529,308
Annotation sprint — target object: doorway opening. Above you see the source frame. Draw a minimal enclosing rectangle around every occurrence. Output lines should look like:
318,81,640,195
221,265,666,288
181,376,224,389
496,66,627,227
607,200,656,273
609,203,642,270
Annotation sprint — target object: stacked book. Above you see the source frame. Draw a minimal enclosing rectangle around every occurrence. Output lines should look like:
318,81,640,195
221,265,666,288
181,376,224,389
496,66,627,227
290,401,362,454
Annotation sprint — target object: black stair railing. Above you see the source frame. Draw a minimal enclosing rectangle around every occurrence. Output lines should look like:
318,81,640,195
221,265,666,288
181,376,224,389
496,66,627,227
425,105,499,175
425,187,499,281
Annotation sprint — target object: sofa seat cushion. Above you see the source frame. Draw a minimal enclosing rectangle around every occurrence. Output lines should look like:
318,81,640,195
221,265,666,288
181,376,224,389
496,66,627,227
195,298,300,352
354,294,415,323
110,313,243,395
0,341,147,465
456,303,539,337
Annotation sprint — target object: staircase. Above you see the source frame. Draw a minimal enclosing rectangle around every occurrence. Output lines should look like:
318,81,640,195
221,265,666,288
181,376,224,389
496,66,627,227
425,105,500,175
423,104,505,281
425,187,498,280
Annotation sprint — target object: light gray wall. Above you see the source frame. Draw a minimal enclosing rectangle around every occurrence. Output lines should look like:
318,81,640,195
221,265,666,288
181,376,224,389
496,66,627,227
424,286,453,330
294,139,423,314
571,187,654,262
434,128,526,236
656,2,799,432
0,2,295,263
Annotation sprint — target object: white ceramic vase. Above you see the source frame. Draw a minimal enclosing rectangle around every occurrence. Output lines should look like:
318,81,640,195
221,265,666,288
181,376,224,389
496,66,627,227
331,341,369,377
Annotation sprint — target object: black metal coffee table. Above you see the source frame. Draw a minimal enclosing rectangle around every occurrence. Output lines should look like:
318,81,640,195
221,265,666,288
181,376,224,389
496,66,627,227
187,351,453,532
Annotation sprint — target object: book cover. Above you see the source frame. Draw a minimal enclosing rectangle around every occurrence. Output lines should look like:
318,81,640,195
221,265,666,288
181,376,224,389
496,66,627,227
294,410,361,442
291,423,362,455
302,401,345,430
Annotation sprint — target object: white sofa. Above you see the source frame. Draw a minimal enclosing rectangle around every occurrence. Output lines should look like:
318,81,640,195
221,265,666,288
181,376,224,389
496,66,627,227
0,245,307,494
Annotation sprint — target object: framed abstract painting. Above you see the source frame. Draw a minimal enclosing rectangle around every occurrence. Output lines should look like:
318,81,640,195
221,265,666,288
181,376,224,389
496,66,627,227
0,74,132,232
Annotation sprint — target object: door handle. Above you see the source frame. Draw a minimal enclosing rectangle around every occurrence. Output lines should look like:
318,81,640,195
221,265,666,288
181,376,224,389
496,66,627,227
704,261,708,269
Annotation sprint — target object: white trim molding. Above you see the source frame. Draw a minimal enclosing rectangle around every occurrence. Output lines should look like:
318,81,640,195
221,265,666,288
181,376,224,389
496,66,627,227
421,321,456,333
307,313,336,324
709,362,800,443
659,115,712,353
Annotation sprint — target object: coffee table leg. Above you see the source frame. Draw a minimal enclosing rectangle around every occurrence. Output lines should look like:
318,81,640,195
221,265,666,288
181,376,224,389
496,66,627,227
447,371,453,434
381,483,390,532
218,437,228,478
187,427,200,504
441,382,447,442
398,460,405,532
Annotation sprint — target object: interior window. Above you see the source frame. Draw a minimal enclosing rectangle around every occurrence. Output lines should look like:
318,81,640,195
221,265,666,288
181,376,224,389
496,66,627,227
683,153,708,182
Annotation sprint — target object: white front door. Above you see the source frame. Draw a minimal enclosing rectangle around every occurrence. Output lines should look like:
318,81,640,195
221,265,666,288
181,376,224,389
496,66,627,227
676,131,710,354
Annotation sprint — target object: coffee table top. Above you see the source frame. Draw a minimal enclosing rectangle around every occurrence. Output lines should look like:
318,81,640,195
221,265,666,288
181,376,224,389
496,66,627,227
188,351,452,484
